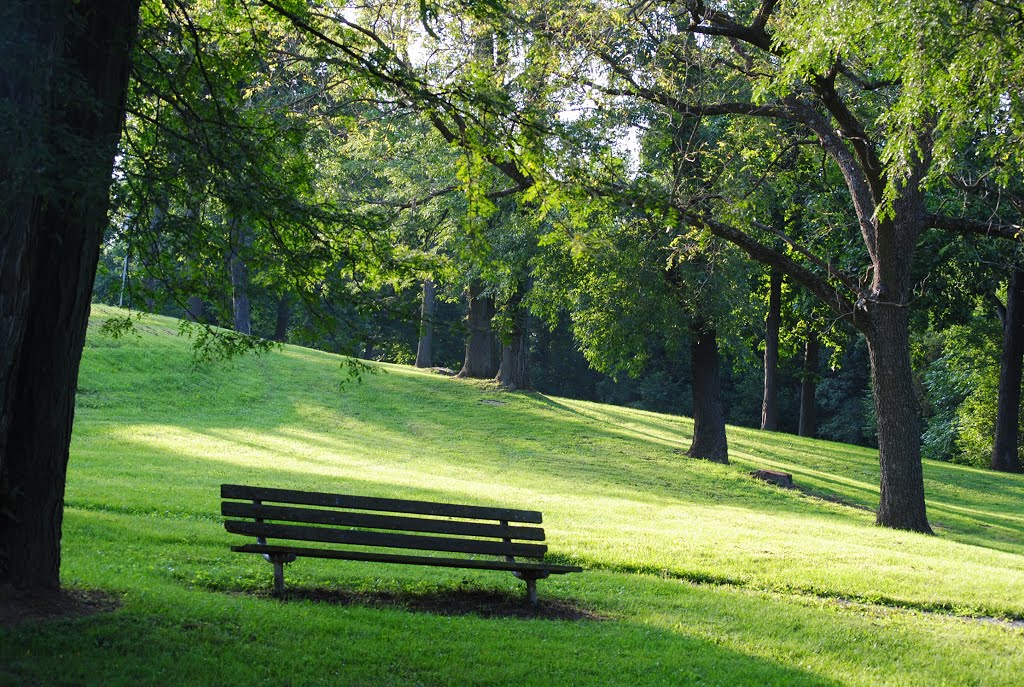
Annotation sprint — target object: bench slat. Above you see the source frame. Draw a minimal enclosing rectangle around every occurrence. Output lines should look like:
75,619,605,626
222,484,542,524
232,544,583,575
222,502,546,541
225,520,548,558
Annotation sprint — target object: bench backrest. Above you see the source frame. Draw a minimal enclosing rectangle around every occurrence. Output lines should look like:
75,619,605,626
221,484,548,560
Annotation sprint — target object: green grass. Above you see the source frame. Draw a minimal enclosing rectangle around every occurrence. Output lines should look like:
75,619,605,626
2,304,1023,686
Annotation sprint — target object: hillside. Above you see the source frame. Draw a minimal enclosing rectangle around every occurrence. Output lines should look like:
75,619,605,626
2,304,1022,686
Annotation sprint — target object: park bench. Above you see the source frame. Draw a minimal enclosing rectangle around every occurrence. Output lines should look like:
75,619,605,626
221,484,582,605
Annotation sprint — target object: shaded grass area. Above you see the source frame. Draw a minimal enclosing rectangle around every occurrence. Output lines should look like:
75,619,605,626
2,305,1023,686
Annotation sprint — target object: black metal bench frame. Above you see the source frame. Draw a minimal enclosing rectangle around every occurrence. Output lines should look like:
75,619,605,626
221,484,582,605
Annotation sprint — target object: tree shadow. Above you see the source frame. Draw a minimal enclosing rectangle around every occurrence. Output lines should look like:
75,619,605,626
0,593,843,687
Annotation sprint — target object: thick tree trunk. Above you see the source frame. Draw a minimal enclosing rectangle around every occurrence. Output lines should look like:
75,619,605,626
798,333,820,438
992,268,1024,473
688,320,729,463
415,279,436,368
457,280,498,379
0,0,140,589
274,293,290,342
864,304,931,533
496,281,531,390
849,167,932,533
761,270,782,431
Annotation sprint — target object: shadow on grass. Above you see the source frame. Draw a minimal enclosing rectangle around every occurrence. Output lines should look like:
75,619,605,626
0,593,843,687
230,584,606,621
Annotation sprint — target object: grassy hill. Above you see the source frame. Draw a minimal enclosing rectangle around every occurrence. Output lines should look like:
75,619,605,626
2,304,1023,686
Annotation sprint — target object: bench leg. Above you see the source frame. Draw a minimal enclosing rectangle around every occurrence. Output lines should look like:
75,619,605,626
273,558,285,596
525,577,537,607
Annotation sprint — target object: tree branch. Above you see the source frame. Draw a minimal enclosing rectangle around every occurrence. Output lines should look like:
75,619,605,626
750,219,860,295
926,213,1023,241
696,214,859,324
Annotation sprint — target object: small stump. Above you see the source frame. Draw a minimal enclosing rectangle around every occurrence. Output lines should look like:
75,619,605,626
751,469,794,489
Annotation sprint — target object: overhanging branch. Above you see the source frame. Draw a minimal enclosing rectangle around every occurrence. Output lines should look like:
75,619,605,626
927,213,1022,241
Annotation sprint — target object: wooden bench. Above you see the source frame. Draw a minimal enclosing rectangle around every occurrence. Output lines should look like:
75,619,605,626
221,484,582,605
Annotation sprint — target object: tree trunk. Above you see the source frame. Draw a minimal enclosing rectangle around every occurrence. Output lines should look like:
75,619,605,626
864,304,932,532
991,268,1024,473
496,281,531,390
457,280,498,379
0,0,140,590
274,293,290,342
688,320,729,463
844,163,932,533
761,270,782,431
229,256,251,334
415,279,436,368
227,224,250,333
798,333,820,438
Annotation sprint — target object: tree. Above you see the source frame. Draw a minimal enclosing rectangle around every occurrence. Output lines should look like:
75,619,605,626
2,0,433,590
515,0,1024,532
761,270,782,431
1,0,141,589
415,279,437,367
798,333,820,438
991,268,1024,472
457,278,500,378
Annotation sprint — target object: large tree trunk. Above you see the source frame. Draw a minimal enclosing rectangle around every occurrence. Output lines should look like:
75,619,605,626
856,186,931,533
495,281,531,390
415,279,436,368
864,305,931,532
687,320,729,463
798,333,820,438
991,268,1024,473
457,280,498,379
0,0,140,590
761,270,782,431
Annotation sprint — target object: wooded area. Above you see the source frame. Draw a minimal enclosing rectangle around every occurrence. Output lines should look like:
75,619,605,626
2,0,1022,590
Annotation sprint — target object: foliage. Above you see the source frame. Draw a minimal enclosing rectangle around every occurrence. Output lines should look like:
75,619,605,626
922,307,1021,467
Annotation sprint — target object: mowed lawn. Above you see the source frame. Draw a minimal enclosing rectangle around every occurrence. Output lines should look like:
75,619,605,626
2,304,1022,686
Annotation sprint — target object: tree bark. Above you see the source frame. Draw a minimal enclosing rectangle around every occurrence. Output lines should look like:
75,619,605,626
761,270,782,431
0,0,140,589
415,279,436,368
495,281,531,390
688,319,729,463
457,280,498,379
991,268,1024,473
798,333,820,438
864,304,931,532
274,293,290,342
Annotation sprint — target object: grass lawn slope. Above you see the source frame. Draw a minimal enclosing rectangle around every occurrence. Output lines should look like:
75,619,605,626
2,304,1022,686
